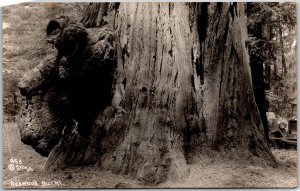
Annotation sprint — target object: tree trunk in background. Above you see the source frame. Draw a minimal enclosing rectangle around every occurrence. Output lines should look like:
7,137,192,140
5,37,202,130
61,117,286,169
246,3,270,143
23,2,276,184
80,3,101,27
81,3,118,27
278,23,287,77
273,61,277,78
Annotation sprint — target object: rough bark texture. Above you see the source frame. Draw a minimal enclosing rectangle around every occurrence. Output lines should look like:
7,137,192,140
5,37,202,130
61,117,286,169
18,51,68,156
18,2,276,185
18,15,116,158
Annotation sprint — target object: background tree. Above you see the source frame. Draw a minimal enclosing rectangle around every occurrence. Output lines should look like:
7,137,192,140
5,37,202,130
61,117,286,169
246,2,296,119
18,2,277,185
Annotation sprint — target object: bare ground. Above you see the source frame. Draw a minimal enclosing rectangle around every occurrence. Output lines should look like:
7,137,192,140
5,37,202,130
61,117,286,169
2,3,298,189
2,121,297,188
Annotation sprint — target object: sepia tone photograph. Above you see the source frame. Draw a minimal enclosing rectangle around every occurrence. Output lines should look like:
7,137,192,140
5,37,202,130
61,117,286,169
2,2,297,188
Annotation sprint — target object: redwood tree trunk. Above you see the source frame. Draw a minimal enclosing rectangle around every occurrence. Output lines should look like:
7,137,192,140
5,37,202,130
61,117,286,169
19,2,276,185
278,23,287,77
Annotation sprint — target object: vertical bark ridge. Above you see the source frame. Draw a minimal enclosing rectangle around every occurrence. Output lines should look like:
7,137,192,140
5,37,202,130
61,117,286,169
99,3,197,184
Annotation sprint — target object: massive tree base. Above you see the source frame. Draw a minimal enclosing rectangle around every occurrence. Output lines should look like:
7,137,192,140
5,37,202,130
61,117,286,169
18,2,277,185
44,107,276,184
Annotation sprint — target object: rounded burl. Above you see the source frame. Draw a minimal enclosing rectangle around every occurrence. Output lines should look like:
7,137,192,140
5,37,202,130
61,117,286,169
18,16,116,157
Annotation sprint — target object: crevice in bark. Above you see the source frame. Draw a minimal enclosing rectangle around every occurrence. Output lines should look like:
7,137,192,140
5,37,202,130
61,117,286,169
194,3,210,87
191,75,196,92
229,2,237,21
223,19,229,44
110,2,120,12
196,55,204,85
121,45,129,64
122,78,127,88
159,45,164,75
197,3,209,43
217,2,222,13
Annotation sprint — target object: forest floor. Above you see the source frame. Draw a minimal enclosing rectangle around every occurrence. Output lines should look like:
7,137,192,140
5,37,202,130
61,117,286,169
2,121,297,189
2,3,298,189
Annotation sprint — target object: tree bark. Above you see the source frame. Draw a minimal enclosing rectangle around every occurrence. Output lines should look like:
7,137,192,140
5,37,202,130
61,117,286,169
18,2,276,185
18,50,68,157
278,23,287,77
